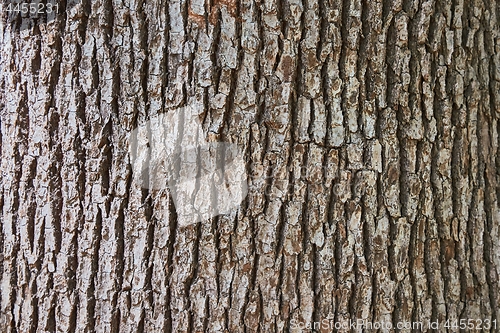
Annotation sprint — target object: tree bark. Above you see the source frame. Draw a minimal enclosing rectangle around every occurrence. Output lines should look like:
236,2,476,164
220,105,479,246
1,0,499,332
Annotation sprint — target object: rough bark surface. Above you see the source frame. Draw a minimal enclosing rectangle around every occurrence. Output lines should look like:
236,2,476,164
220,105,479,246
1,0,499,332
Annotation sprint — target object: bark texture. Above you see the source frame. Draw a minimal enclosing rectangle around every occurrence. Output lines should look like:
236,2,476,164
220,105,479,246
1,0,500,332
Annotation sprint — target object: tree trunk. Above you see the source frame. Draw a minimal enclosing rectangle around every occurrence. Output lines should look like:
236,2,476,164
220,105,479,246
1,0,499,332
